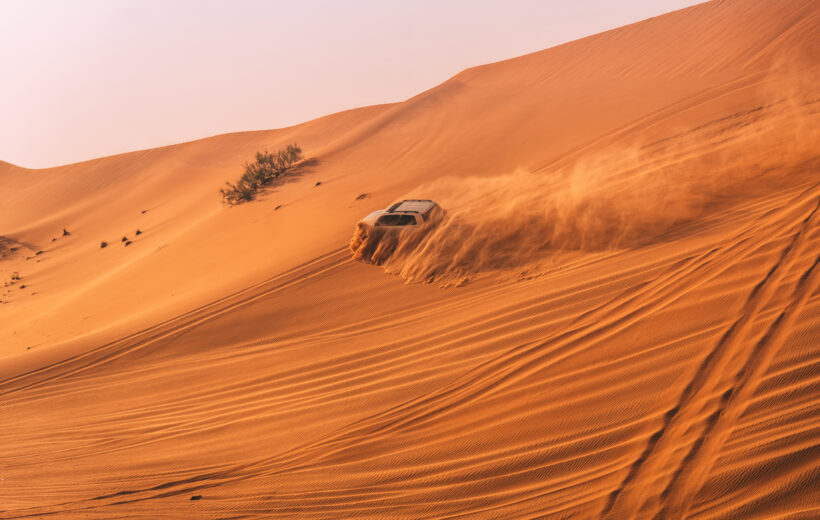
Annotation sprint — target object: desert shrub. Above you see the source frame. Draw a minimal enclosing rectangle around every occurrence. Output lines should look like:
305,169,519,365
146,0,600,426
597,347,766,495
220,144,303,204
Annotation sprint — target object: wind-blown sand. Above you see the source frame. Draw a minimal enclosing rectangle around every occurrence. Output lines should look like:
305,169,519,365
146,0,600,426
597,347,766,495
2,0,819,518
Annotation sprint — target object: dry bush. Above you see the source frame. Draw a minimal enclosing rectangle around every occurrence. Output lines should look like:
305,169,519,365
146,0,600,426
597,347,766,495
221,144,303,204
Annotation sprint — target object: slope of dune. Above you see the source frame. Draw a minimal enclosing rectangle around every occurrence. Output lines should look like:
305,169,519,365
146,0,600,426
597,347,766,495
2,0,819,518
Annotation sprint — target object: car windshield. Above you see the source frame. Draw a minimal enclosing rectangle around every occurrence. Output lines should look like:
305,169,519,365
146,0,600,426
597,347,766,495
376,214,417,226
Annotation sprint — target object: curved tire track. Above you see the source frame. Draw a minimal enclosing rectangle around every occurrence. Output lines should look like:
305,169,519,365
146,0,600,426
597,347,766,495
602,195,820,519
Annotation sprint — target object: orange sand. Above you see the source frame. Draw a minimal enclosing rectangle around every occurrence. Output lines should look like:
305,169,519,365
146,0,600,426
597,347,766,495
2,0,819,518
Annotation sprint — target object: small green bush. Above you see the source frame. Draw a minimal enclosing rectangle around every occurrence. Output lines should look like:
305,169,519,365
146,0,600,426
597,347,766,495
220,144,303,204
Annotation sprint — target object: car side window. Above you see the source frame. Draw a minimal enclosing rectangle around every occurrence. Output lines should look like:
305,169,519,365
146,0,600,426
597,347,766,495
376,215,396,226
377,214,418,226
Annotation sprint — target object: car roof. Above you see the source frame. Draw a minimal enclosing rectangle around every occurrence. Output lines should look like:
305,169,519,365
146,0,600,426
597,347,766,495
386,199,437,214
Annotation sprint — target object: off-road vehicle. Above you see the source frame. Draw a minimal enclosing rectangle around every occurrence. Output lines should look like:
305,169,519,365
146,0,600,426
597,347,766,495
357,199,445,229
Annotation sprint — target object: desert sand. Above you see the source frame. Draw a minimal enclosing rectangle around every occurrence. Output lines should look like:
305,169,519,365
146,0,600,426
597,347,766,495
2,0,819,518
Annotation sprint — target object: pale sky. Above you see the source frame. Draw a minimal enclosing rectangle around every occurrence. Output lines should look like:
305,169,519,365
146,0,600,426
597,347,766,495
1,0,704,168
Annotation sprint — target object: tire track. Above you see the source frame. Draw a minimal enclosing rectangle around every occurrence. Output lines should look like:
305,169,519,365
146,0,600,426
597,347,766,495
0,248,351,396
317,190,818,443
215,189,820,486
602,196,820,519
658,250,820,518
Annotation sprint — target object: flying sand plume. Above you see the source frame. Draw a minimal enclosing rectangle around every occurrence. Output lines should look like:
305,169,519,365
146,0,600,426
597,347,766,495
352,85,820,285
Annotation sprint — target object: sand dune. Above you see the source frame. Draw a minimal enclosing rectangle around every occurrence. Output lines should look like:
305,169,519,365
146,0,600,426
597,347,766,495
2,0,819,518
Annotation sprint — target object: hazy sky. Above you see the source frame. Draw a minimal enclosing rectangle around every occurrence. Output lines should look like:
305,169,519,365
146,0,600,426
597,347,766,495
1,0,704,168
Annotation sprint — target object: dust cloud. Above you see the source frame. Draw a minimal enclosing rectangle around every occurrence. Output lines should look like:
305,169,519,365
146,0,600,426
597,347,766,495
352,86,819,285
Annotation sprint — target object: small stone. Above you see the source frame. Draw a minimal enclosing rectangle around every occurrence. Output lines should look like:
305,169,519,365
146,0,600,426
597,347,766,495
314,181,322,187
124,241,132,247
190,495,202,501
62,228,71,236
135,229,142,235
100,241,108,249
